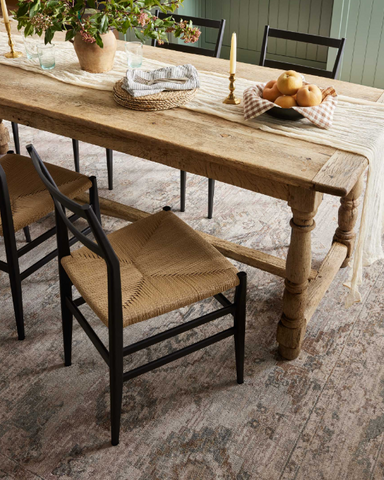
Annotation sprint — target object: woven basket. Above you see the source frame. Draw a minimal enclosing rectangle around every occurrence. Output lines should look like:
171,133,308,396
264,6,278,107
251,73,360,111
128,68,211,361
113,79,197,111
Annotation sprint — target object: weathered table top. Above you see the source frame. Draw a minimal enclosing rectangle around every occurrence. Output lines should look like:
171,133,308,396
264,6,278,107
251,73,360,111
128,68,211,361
0,33,382,197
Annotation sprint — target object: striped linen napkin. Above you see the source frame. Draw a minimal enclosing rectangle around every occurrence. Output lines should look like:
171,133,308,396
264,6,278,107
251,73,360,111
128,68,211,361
243,83,338,129
122,64,200,98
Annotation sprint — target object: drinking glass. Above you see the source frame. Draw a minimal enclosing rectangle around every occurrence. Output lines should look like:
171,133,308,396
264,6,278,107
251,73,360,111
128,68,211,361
23,33,42,60
125,41,143,69
37,44,56,71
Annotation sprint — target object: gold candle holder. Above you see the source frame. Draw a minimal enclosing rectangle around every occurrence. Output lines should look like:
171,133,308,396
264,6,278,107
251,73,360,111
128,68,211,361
3,20,23,58
223,73,241,105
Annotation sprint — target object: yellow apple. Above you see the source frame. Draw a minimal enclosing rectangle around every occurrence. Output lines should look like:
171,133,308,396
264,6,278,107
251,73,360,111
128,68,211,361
296,85,322,107
263,80,282,102
274,95,298,108
276,70,303,95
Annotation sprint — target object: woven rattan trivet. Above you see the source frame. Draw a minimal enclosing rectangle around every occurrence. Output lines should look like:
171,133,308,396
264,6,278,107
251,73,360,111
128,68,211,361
113,79,197,111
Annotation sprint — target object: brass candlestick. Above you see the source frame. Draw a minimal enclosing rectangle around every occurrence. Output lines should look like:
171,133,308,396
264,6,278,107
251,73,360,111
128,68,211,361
223,73,241,105
3,20,23,58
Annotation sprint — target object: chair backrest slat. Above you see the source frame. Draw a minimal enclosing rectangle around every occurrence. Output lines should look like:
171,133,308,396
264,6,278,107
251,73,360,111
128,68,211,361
259,25,346,80
268,27,343,48
263,59,335,79
152,10,225,59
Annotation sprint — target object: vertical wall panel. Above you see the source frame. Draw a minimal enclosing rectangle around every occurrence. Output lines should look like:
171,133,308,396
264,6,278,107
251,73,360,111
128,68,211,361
248,0,260,54
276,0,290,56
318,0,334,62
286,0,301,59
238,0,250,50
296,0,311,60
349,0,374,84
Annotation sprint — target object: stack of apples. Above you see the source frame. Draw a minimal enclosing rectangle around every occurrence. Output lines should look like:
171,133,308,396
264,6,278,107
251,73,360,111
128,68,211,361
263,70,323,108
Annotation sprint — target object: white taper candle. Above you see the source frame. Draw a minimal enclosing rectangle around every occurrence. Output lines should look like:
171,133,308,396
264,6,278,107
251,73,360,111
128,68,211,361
229,33,237,74
0,0,9,24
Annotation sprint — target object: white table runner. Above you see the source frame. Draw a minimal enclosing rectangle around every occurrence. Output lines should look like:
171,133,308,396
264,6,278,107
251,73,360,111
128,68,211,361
2,31,384,306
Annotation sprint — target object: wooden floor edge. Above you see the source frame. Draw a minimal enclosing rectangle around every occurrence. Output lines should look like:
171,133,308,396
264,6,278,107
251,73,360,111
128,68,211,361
75,194,319,279
305,242,348,322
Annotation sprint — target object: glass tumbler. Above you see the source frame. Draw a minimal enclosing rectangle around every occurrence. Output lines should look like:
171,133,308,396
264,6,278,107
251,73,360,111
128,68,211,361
37,44,56,71
125,41,143,69
23,34,42,60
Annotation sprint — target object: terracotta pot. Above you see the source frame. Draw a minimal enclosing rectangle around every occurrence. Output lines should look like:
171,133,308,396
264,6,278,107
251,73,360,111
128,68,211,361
73,30,117,73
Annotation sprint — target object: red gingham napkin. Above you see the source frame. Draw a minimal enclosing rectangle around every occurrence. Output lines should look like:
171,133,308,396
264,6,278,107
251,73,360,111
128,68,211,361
243,83,338,129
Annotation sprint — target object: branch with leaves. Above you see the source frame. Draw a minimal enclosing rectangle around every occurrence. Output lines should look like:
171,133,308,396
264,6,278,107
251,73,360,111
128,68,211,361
14,0,201,47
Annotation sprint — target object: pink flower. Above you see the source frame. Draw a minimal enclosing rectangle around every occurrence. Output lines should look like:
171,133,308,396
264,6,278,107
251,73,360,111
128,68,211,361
137,12,149,27
80,29,96,43
30,12,53,30
182,27,201,44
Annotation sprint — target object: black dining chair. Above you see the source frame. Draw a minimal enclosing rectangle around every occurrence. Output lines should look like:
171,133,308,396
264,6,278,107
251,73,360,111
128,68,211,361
27,143,246,446
0,151,99,340
152,10,226,219
9,124,114,190
259,25,346,80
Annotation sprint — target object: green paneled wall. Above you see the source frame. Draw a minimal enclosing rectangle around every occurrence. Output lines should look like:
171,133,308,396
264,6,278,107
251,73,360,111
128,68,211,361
183,0,334,69
331,0,384,88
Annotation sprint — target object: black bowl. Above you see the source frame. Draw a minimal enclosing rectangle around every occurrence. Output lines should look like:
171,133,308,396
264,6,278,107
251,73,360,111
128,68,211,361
265,107,304,121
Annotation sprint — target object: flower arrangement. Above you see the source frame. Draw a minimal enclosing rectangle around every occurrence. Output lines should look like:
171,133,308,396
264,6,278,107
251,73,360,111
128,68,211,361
14,0,201,47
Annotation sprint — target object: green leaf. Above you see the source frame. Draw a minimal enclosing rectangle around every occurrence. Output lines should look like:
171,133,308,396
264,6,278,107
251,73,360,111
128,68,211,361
95,33,104,48
100,14,109,33
29,0,40,18
44,28,55,44
24,24,34,37
65,29,76,42
134,30,146,42
16,2,29,17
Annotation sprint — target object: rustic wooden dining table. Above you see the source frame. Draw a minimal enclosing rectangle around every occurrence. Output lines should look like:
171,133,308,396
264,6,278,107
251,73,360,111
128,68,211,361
1,34,383,360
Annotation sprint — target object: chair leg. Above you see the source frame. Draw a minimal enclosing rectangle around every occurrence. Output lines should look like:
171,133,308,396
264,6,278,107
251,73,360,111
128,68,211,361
72,139,80,173
180,170,186,212
110,364,123,446
54,202,73,366
208,179,215,219
3,225,24,340
61,273,73,367
23,226,32,243
11,122,20,155
109,291,124,446
106,149,113,191
234,272,247,384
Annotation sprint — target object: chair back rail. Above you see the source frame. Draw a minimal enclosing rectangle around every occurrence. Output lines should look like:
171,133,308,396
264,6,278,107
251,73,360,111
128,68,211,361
152,10,225,58
26,144,122,295
259,25,346,79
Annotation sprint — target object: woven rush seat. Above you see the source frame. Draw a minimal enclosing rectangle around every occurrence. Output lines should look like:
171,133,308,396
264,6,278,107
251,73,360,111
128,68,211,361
62,210,239,327
0,154,92,235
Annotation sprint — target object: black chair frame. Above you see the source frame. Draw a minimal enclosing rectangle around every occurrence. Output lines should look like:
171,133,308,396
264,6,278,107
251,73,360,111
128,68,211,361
0,151,99,340
152,10,225,219
27,144,247,447
259,25,346,80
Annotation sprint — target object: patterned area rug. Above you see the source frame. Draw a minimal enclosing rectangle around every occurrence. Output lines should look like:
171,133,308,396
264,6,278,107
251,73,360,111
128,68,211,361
1,121,384,480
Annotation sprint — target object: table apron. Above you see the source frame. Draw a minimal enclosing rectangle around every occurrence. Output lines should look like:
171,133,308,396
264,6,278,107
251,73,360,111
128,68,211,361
0,105,323,202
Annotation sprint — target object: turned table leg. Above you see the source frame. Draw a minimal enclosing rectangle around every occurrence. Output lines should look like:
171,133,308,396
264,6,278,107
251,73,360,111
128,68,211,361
277,187,322,360
333,174,364,268
0,119,10,154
